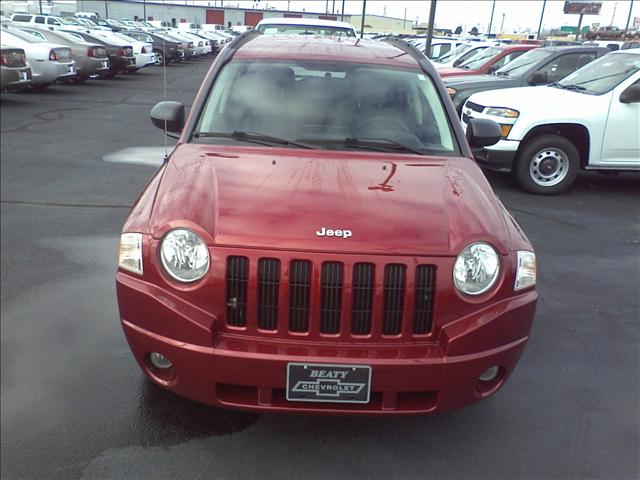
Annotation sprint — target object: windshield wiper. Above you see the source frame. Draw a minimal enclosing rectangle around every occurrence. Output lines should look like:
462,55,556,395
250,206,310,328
343,137,426,156
192,131,318,149
550,82,586,91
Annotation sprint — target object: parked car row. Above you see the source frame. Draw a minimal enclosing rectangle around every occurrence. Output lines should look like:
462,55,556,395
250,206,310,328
0,16,221,91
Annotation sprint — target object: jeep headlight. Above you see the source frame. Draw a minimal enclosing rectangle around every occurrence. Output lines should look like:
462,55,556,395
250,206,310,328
119,233,143,275
160,229,209,282
453,242,500,296
484,107,519,118
515,251,536,290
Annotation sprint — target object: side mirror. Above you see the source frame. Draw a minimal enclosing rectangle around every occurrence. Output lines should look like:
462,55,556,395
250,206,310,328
150,101,185,135
620,84,640,104
528,70,549,85
466,118,502,148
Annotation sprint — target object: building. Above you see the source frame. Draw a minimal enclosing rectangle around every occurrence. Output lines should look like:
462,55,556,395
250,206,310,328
348,14,417,35
75,0,353,28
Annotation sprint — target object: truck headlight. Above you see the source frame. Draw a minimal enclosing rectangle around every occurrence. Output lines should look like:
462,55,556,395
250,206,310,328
484,107,519,118
119,233,143,275
453,242,500,296
160,229,209,282
515,251,536,290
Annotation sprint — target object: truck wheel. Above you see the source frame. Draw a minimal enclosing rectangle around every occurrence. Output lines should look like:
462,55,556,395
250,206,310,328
514,134,580,195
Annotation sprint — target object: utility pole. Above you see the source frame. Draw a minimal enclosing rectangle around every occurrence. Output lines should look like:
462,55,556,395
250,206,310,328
287,0,290,11
341,0,345,21
425,0,437,58
326,0,329,14
143,0,147,21
610,2,618,26
500,13,505,32
105,0,109,18
403,7,407,30
576,13,584,40
360,0,366,38
39,0,43,14
623,0,634,40
536,0,547,40
332,0,335,14
487,0,496,35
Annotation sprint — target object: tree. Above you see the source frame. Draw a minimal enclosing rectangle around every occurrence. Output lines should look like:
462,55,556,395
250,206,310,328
455,26,463,34
470,26,479,35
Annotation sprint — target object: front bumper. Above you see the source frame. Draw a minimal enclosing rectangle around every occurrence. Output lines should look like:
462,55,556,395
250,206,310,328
473,140,520,172
117,272,537,415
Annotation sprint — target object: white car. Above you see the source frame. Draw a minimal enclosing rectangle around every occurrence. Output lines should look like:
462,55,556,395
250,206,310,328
176,31,211,55
10,14,87,32
462,49,640,194
256,17,357,37
433,42,494,69
0,28,75,88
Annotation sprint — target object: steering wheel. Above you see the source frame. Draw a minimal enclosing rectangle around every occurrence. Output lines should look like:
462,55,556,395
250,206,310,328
354,116,409,135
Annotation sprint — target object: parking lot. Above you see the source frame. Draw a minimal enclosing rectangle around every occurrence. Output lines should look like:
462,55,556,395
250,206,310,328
1,58,639,479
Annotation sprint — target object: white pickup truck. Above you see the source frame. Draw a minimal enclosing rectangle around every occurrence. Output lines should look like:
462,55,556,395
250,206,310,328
461,49,640,194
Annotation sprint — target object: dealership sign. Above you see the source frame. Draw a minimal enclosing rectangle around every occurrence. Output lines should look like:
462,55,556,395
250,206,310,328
563,1,603,15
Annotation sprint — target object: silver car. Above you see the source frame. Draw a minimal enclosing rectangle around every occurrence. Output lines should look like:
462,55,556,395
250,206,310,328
0,28,75,89
1,44,32,90
10,25,109,82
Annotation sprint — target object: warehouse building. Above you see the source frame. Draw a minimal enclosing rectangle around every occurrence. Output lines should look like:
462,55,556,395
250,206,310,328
75,0,353,28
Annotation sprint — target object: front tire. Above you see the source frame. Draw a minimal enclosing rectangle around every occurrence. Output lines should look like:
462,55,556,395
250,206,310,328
514,134,580,195
154,49,165,66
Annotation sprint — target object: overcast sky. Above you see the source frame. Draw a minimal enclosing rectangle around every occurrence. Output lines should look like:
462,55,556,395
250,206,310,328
203,0,639,32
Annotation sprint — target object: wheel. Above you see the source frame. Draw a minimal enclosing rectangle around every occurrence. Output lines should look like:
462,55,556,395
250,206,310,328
31,84,50,92
514,134,580,195
154,49,165,66
73,75,90,84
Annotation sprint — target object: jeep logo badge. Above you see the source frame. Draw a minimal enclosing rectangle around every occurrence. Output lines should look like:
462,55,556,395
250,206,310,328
316,227,352,238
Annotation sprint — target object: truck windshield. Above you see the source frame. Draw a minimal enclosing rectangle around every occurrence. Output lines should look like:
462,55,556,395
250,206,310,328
495,48,551,76
556,53,640,94
194,60,458,155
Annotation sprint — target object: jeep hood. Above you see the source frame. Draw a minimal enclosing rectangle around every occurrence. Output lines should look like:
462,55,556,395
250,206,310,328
150,144,510,256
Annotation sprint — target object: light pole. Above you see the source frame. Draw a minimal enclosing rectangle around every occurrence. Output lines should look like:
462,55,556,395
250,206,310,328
143,0,147,21
104,0,109,18
341,0,345,21
622,0,635,40
610,2,618,26
487,0,496,35
425,1,437,58
500,13,506,33
360,0,366,38
536,0,547,40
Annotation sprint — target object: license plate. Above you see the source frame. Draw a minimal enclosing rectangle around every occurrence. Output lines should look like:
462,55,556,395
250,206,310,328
286,363,371,403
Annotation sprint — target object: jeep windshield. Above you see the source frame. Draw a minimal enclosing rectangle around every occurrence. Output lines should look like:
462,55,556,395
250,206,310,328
554,52,640,95
194,60,458,155
257,24,356,37
494,48,552,76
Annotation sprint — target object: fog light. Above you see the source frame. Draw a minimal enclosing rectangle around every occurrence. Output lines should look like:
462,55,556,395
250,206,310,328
149,352,173,370
479,366,499,382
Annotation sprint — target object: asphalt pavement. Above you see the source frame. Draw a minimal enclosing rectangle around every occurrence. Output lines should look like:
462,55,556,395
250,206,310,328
1,58,639,480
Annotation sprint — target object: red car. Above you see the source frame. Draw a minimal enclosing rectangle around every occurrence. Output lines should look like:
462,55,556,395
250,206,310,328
438,44,539,77
116,34,538,414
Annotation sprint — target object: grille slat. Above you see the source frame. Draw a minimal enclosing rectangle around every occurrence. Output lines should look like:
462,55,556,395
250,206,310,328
289,260,311,332
258,258,280,330
383,264,406,335
352,263,374,335
320,262,343,334
414,266,436,334
226,256,248,327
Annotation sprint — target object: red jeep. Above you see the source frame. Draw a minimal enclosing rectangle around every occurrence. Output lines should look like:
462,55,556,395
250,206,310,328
116,34,537,414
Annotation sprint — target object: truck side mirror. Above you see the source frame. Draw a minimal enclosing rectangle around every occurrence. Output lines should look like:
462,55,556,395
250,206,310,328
528,71,548,85
620,84,640,104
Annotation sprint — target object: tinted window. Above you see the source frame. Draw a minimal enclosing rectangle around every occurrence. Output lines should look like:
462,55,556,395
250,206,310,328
495,48,552,76
12,15,32,22
47,18,60,25
196,60,457,155
537,52,597,83
34,17,45,24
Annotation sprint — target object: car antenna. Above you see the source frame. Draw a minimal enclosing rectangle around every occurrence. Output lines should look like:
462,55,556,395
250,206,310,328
162,34,169,162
